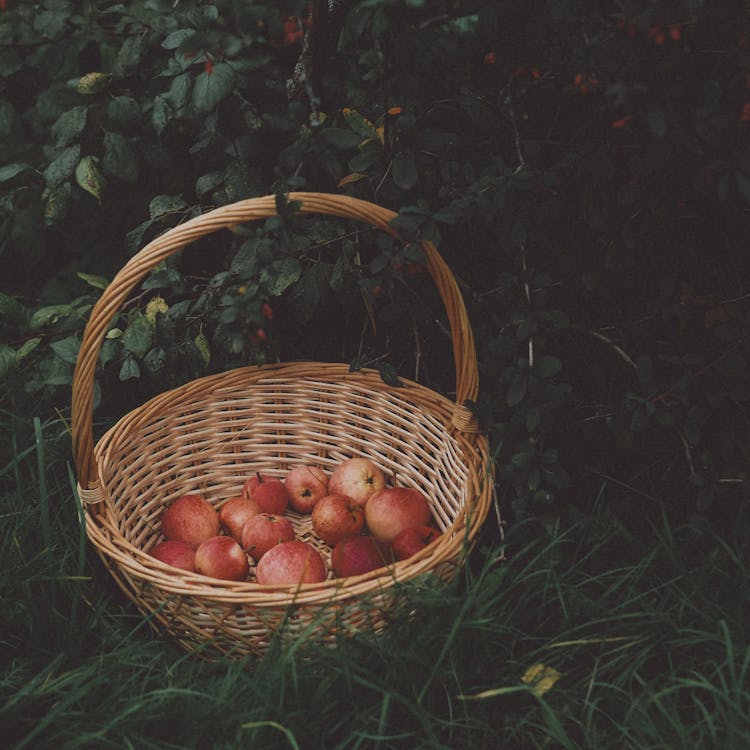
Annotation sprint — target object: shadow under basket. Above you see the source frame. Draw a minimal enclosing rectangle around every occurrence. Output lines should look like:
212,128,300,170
71,193,494,659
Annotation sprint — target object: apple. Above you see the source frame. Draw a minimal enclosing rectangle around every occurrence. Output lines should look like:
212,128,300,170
243,472,290,515
364,487,433,544
241,513,295,562
391,525,442,561
331,535,392,578
161,494,220,549
194,535,249,581
328,457,386,508
311,493,365,546
285,465,329,514
149,540,196,572
218,496,262,543
255,540,327,585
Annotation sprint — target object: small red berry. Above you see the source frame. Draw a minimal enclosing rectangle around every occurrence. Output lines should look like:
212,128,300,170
204,58,214,75
741,102,750,122
483,51,497,65
612,115,633,129
668,24,682,41
648,25,665,44
261,303,273,320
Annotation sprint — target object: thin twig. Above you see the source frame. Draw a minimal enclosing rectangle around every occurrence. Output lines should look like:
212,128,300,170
413,319,421,382
574,325,637,370
521,244,534,370
374,160,393,201
677,428,696,475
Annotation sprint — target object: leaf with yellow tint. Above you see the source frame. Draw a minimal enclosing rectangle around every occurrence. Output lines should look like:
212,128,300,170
145,295,169,324
342,107,377,138
338,172,365,187
520,663,561,696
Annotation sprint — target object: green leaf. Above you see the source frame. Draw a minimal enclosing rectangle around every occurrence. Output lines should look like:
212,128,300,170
152,95,171,134
166,73,191,110
75,156,106,201
50,336,81,365
194,332,211,366
321,128,362,149
30,304,75,330
125,219,156,254
102,132,139,185
34,10,68,39
261,258,303,296
534,356,562,379
0,292,27,322
196,171,225,196
192,63,236,111
507,379,527,407
43,145,81,188
119,354,141,381
149,194,187,219
162,29,197,50
342,108,378,138
0,49,23,78
0,345,15,378
44,183,72,224
0,163,32,183
77,272,109,290
288,263,330,324
144,347,167,373
75,72,110,95
52,106,88,147
121,316,153,358
106,96,141,131
15,337,42,364
113,36,144,79
392,151,418,189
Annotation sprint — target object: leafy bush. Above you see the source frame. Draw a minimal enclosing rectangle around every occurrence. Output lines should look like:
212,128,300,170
1,0,749,525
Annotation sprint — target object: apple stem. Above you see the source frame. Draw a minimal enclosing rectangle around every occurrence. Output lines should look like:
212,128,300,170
256,471,264,484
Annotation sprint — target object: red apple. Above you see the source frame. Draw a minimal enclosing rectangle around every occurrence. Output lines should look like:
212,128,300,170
149,540,196,572
364,487,433,544
311,493,365,546
194,535,249,581
218,496,262,542
331,535,392,577
243,473,290,515
255,540,327,585
285,465,329,514
328,457,386,508
161,494,220,549
241,513,295,562
391,525,442,561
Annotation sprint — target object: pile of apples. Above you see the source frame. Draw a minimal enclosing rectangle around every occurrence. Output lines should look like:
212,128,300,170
149,457,442,586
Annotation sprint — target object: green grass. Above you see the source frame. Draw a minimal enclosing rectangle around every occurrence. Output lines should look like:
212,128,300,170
2,413,749,749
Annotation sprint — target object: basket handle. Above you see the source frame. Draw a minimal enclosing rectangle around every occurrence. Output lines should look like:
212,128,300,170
72,192,480,491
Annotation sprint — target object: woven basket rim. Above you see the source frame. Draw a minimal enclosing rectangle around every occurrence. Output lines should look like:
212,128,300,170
84,361,492,604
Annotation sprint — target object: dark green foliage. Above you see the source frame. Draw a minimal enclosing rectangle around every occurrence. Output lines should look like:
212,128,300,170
1,2,750,742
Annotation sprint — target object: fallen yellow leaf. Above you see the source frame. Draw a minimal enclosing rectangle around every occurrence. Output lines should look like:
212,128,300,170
521,663,561,697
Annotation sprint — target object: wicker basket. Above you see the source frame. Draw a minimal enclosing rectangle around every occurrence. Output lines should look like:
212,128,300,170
71,192,493,658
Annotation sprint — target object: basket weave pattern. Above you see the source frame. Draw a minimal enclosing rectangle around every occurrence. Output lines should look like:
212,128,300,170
71,193,492,658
